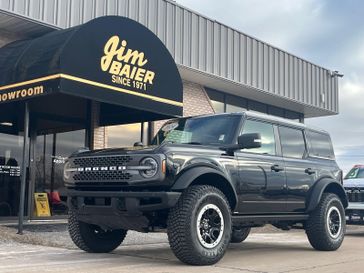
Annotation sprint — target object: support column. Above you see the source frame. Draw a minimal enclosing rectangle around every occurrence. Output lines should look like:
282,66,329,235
18,102,30,234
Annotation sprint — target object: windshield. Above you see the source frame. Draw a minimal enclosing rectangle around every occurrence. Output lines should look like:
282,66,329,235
345,167,364,179
152,115,241,146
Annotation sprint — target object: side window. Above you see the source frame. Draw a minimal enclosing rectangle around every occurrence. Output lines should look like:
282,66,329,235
241,120,276,155
279,126,306,159
306,131,335,159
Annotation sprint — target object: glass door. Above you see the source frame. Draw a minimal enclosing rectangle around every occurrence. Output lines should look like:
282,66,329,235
0,131,25,218
31,129,86,217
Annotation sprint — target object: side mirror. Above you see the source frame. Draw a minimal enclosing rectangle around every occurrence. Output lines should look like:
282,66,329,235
133,142,144,147
238,133,262,149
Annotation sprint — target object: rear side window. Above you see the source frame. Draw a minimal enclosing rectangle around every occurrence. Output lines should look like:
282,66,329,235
278,126,306,159
306,131,335,159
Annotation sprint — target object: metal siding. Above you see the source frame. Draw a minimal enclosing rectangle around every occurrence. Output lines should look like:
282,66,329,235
268,46,274,92
182,9,191,67
240,34,246,84
263,44,269,91
220,25,227,78
198,16,206,71
213,21,220,75
190,12,198,69
165,2,175,57
227,28,233,80
205,19,213,74
233,31,239,82
0,0,339,114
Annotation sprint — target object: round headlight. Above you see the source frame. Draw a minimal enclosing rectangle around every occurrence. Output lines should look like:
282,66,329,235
63,161,71,180
140,157,158,178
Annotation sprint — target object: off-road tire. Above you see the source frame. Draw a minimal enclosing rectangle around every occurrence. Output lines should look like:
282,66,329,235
167,185,232,265
68,209,127,253
230,227,251,243
305,193,345,251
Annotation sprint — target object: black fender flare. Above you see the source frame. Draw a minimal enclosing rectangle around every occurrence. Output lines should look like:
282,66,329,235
171,165,238,210
306,177,348,213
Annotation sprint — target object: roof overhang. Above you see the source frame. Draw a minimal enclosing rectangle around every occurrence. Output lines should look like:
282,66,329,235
178,65,337,118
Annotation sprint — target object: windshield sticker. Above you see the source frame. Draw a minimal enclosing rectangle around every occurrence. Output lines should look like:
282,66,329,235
165,131,192,143
218,135,225,141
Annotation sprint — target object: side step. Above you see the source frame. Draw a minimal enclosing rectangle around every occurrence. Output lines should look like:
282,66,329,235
232,214,309,226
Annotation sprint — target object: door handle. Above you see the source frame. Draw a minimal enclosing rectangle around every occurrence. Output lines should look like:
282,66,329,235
271,164,284,172
305,168,316,175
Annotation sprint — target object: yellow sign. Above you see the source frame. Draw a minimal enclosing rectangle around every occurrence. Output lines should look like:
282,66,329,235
0,85,44,103
34,193,51,217
101,36,155,91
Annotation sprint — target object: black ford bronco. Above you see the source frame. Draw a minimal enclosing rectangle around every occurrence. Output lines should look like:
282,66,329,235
64,112,348,265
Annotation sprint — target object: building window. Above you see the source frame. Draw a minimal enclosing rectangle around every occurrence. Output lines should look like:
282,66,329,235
226,95,247,113
206,88,303,122
107,122,149,148
207,89,225,113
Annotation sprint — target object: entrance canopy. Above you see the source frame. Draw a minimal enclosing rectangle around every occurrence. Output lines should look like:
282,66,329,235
0,16,183,131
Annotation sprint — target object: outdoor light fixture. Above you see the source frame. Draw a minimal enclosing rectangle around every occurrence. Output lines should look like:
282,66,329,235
329,70,344,78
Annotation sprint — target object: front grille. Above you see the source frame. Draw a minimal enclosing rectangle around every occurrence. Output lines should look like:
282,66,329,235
73,156,132,167
73,171,133,181
346,189,364,202
71,155,135,183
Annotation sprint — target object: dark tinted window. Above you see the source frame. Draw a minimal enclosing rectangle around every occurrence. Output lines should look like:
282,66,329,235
306,131,335,159
241,120,276,155
279,127,306,159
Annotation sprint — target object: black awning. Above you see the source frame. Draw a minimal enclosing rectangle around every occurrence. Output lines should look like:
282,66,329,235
0,16,183,118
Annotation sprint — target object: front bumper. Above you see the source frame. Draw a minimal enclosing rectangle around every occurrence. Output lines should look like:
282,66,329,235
346,202,364,224
66,189,181,231
66,189,181,213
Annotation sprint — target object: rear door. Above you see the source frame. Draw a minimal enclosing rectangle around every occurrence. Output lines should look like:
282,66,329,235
278,126,315,213
236,119,287,214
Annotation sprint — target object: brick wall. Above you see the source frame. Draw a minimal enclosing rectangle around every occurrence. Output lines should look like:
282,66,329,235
154,80,215,134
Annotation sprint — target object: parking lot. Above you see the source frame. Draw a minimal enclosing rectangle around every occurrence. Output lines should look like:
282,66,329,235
1,225,363,273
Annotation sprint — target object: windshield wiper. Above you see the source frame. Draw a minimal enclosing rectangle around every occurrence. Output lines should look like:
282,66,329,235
182,142,203,145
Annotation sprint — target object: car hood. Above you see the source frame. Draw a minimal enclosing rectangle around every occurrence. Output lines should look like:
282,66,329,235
343,178,364,188
70,145,159,157
69,142,224,158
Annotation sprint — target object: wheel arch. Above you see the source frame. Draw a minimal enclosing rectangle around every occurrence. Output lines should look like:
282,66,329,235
306,177,348,213
171,166,238,211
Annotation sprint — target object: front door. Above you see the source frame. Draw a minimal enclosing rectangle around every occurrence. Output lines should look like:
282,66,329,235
236,119,286,214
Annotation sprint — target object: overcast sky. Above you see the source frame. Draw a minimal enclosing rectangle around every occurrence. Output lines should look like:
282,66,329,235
177,0,364,173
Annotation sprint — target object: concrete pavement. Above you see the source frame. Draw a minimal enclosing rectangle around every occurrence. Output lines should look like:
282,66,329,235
0,227,363,273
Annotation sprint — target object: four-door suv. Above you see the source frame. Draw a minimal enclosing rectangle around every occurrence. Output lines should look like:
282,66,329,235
344,165,364,224
64,111,348,265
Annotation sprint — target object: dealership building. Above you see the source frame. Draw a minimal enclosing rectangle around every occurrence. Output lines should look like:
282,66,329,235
0,0,341,220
